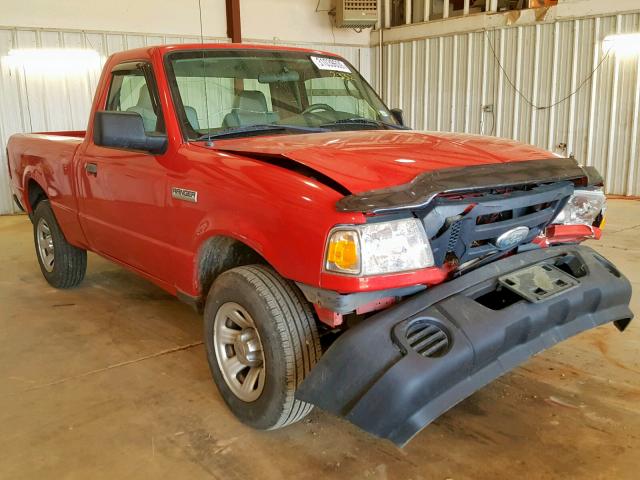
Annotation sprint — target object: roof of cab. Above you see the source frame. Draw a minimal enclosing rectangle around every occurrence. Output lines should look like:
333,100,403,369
107,43,343,64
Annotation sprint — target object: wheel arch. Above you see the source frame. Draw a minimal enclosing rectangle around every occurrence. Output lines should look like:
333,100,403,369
26,177,48,216
196,234,269,301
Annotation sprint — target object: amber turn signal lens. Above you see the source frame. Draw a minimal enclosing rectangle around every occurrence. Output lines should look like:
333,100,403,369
326,231,360,274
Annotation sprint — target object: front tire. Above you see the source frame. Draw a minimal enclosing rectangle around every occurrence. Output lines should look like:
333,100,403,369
204,265,321,430
32,200,87,289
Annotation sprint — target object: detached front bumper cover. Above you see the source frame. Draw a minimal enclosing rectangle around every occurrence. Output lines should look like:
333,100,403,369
296,245,633,446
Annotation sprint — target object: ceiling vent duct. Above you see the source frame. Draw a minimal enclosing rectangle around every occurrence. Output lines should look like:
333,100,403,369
335,0,379,29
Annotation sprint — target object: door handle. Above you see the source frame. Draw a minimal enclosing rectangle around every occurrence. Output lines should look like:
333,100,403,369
85,163,98,176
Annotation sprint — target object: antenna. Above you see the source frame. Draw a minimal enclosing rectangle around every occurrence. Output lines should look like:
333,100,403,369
198,0,213,146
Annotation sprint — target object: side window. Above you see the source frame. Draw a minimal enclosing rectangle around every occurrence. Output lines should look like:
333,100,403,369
106,65,164,133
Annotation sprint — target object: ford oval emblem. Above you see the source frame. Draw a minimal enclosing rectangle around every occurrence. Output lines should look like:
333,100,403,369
495,226,530,250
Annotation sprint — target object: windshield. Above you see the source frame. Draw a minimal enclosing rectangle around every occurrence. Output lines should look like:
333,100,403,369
165,49,400,140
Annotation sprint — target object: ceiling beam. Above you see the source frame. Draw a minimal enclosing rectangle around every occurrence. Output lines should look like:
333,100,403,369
225,0,241,43
371,0,640,45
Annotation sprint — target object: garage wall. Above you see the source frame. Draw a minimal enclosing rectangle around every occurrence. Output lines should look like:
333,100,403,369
372,11,640,196
3,3,637,216
0,28,221,215
0,0,227,38
0,0,368,46
241,0,367,46
0,26,370,215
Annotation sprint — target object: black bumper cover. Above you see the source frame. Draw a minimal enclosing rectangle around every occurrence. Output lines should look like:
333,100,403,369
296,245,633,446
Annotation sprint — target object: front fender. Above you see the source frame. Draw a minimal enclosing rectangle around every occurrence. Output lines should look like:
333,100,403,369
168,145,365,296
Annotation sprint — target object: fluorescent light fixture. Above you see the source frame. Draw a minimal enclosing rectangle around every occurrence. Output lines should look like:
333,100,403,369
2,48,102,75
603,33,640,58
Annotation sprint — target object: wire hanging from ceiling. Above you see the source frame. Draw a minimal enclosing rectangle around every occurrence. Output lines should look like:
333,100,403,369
484,29,612,111
198,0,213,144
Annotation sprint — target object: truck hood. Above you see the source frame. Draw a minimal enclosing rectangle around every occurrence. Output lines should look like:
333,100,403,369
212,130,557,194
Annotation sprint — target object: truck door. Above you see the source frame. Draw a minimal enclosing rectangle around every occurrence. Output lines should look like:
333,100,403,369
76,61,173,283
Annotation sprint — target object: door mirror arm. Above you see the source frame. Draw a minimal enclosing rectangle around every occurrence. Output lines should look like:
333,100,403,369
390,108,404,127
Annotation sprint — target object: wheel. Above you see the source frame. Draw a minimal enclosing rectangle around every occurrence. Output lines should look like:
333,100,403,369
203,264,322,430
32,200,87,289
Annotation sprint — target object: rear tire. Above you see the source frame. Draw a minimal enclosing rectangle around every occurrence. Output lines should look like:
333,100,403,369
32,200,87,289
204,265,321,430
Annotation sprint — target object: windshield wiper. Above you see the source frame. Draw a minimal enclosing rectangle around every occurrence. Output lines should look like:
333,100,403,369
196,124,328,141
320,118,409,130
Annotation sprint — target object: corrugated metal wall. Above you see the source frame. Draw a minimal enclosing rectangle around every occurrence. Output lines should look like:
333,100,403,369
0,27,369,215
2,12,637,216
372,11,640,196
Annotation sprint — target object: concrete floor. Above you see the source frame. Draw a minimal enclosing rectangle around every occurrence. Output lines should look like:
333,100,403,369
0,200,639,480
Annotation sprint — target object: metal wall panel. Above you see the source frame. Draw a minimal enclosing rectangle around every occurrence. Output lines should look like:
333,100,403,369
0,28,221,215
4,12,635,218
0,27,368,215
372,11,640,196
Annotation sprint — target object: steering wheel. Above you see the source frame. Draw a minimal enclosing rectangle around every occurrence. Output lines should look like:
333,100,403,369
302,103,336,115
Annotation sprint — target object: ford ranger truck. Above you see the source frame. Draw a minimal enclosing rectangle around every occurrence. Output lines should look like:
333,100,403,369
6,44,633,446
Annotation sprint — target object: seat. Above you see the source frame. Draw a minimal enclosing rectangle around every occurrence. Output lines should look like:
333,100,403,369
223,90,279,128
128,84,200,131
184,106,200,130
126,85,157,132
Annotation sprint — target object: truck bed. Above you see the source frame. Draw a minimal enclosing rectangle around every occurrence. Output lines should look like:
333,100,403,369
7,131,87,247
31,130,86,139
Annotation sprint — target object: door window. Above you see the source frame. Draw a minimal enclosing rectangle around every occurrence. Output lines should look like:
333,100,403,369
106,65,165,133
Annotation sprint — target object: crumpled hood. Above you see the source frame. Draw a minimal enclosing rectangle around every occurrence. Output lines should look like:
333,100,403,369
212,130,557,194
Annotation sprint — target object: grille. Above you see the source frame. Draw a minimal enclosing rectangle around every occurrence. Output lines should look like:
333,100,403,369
337,0,379,28
406,321,450,358
446,219,462,253
344,0,377,11
421,182,574,267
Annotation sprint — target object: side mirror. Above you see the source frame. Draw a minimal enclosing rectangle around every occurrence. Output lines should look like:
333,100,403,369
93,111,167,154
390,108,404,126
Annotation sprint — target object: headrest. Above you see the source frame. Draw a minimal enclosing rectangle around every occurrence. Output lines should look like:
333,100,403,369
136,85,152,108
235,90,268,113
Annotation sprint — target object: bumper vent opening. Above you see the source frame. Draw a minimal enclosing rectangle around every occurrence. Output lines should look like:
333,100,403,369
406,321,450,358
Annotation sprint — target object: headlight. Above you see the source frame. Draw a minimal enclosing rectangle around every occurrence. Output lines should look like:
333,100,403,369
325,218,434,276
552,187,606,226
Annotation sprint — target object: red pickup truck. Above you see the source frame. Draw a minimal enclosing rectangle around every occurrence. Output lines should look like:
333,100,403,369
6,44,633,445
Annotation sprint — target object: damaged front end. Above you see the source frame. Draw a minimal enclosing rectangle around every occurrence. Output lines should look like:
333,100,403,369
296,245,633,446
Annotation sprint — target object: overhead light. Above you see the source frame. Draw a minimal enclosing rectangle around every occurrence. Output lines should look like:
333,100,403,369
2,48,102,74
603,33,640,58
